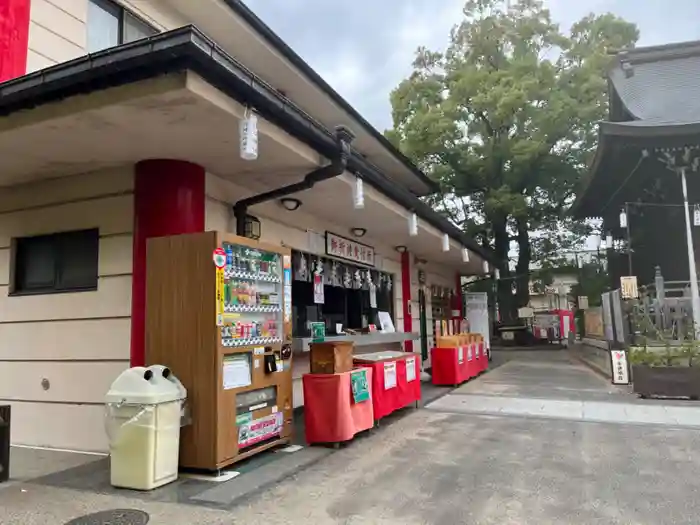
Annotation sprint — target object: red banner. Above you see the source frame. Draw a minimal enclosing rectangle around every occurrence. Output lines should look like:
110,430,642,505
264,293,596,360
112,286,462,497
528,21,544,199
0,0,31,83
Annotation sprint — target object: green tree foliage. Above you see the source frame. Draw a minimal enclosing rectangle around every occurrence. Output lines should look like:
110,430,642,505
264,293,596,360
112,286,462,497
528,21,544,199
387,0,638,320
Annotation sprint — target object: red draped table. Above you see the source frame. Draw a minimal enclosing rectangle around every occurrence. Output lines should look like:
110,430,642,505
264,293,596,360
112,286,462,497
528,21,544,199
431,346,469,386
353,351,421,421
476,341,488,373
431,341,488,386
302,368,374,445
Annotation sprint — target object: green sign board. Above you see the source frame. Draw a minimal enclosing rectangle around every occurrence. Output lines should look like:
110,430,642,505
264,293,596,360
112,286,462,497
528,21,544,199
310,321,326,343
350,369,370,403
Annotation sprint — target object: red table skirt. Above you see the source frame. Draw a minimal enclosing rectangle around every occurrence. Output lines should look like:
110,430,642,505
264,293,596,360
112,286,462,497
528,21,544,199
431,343,488,386
353,355,421,420
478,342,489,372
302,369,374,444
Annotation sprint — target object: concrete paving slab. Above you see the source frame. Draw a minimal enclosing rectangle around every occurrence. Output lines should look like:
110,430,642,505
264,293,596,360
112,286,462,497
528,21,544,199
4,349,699,524
427,394,587,421
8,446,105,482
662,405,700,426
191,446,332,506
430,393,700,429
581,400,637,424
0,484,233,525
213,409,700,524
6,408,700,524
26,456,212,505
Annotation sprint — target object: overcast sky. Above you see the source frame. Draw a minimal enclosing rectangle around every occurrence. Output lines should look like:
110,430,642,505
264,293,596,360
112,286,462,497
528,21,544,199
247,0,700,132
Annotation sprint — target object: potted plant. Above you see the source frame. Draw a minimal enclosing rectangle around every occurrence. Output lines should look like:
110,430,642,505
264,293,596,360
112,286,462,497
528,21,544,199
629,311,700,399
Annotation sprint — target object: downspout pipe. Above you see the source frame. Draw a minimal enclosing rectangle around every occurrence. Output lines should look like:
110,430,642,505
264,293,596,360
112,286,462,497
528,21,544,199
233,125,356,236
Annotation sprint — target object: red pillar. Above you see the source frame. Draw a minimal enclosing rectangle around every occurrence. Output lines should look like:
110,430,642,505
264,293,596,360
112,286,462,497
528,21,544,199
401,251,413,352
0,0,30,83
131,160,205,366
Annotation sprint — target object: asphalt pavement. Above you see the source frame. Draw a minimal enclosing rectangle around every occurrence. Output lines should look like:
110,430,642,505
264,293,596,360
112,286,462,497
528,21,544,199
3,349,700,524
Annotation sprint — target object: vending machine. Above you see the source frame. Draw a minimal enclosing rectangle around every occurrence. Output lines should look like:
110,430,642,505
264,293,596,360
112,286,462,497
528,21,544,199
146,231,293,471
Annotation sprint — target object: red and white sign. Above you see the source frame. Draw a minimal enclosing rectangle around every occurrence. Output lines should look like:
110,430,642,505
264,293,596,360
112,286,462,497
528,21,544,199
610,350,630,385
213,247,226,268
326,232,375,266
313,274,324,304
238,412,283,448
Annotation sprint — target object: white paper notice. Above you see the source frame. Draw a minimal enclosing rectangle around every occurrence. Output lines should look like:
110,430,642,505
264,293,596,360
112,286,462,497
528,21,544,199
384,361,397,389
458,347,464,364
406,357,416,382
223,355,251,390
378,311,395,333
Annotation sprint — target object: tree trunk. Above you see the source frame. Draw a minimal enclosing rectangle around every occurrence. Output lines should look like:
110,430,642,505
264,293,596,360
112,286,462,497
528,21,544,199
514,218,531,311
492,214,516,323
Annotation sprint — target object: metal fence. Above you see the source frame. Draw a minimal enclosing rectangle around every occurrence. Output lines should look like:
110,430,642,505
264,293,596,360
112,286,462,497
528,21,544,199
631,266,695,343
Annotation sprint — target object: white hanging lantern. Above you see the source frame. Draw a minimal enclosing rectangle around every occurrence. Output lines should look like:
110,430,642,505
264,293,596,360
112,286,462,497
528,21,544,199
605,232,613,249
694,204,700,226
462,248,470,262
482,260,489,273
409,213,418,236
442,234,450,252
619,208,627,228
494,268,500,280
239,111,258,161
353,177,364,209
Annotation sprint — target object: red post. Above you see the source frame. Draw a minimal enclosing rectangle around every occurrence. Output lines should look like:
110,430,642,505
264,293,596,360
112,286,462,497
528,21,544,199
131,160,205,366
401,251,412,352
0,0,31,82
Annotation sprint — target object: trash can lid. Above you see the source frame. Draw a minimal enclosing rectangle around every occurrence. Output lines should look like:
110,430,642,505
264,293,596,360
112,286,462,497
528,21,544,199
105,366,186,405
146,364,187,400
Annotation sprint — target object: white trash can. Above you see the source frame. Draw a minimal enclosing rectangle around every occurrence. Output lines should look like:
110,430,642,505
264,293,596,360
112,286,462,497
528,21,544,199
105,365,187,490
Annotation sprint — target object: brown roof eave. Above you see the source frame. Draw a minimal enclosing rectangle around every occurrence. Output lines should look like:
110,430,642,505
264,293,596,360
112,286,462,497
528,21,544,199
570,128,610,220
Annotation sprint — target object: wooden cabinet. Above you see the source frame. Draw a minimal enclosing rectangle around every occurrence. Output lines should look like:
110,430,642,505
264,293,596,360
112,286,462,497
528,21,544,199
309,341,354,374
145,231,293,471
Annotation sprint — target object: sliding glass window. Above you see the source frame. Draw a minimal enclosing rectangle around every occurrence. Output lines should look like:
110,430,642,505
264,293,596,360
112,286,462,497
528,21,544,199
87,0,158,53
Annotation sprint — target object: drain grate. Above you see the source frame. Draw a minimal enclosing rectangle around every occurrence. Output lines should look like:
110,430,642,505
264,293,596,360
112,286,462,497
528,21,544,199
64,509,149,525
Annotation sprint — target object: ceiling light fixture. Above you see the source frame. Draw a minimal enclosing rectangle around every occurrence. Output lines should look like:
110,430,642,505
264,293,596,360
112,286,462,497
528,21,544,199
280,197,302,211
351,227,367,238
395,245,407,253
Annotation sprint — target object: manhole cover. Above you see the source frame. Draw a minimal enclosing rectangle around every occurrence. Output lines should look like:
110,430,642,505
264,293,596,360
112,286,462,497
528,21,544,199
64,509,149,525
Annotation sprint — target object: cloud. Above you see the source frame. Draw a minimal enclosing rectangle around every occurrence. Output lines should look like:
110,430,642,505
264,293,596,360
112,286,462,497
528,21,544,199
315,48,366,101
246,0,700,129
